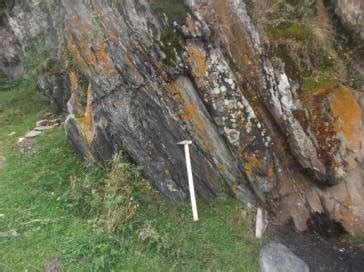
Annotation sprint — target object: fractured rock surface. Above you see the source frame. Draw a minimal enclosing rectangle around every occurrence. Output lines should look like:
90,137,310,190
1,0,363,235
260,242,310,272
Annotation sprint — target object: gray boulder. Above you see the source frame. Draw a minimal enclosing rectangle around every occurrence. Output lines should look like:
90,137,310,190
260,242,309,272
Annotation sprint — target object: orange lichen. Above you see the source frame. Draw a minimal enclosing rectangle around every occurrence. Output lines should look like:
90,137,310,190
301,86,360,169
96,43,111,65
186,45,207,88
76,84,94,143
301,87,339,168
243,154,260,177
68,71,79,89
329,88,361,151
183,104,197,120
166,80,213,150
65,19,118,79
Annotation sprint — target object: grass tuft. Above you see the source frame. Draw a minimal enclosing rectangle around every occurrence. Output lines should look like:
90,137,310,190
301,74,338,94
265,22,310,41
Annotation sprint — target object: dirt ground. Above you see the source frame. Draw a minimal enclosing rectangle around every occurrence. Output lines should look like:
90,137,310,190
267,221,364,272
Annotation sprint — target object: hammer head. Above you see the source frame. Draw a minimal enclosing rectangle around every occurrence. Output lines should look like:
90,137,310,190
177,140,192,145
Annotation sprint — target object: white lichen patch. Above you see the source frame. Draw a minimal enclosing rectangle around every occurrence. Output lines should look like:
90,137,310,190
277,73,294,112
224,127,240,145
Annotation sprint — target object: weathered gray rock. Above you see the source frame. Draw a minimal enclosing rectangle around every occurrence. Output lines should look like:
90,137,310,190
332,0,364,43
2,0,363,235
36,120,49,127
260,242,310,272
34,118,61,131
35,126,55,131
0,17,23,78
25,130,41,138
0,0,61,78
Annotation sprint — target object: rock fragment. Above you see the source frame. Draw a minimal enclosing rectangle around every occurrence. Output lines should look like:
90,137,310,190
25,130,42,138
260,242,309,272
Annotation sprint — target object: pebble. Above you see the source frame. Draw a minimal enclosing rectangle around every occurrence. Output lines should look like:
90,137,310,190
25,130,42,138
35,125,56,131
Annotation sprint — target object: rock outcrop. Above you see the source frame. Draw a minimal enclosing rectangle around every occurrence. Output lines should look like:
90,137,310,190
331,0,364,43
0,0,60,78
1,0,363,236
260,242,310,272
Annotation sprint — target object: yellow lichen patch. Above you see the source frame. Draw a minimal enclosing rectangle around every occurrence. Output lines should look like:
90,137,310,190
76,84,94,143
68,71,79,89
217,163,226,172
186,45,207,88
329,88,361,151
243,154,260,177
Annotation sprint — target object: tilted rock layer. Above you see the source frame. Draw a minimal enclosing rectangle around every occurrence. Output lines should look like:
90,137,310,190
1,0,363,235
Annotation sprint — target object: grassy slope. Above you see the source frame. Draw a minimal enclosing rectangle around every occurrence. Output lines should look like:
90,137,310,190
0,79,259,271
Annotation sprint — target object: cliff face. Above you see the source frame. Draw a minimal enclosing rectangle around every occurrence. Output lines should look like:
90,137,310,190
1,0,363,236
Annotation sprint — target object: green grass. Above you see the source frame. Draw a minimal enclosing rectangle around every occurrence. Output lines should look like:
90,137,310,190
301,74,339,95
0,78,259,271
150,0,189,25
265,22,310,41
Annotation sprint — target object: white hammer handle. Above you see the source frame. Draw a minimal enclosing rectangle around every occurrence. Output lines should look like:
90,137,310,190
184,144,198,221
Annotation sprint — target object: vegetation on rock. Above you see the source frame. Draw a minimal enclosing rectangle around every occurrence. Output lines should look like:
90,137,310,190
0,56,259,270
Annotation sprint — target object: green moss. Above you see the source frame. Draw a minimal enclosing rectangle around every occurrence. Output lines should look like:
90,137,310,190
150,0,189,25
160,27,182,65
148,0,189,65
301,75,338,94
265,22,310,41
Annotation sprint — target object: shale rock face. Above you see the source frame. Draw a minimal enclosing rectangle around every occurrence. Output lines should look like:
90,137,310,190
332,0,364,43
1,0,363,236
0,0,59,78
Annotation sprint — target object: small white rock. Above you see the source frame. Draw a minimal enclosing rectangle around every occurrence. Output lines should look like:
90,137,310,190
34,125,55,131
25,130,42,138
